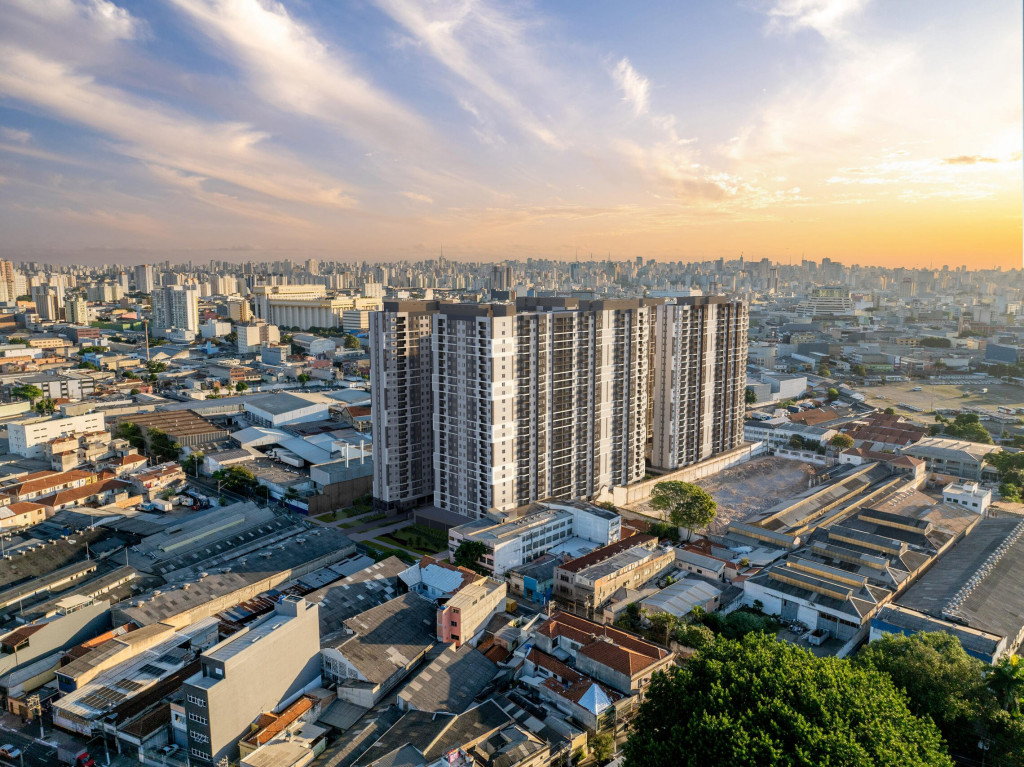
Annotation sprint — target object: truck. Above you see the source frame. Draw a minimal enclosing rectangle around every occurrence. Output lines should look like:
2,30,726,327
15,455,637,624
58,744,95,766
150,498,173,512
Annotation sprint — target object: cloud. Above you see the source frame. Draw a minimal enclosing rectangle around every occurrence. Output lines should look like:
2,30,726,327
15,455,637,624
375,0,564,148
612,58,650,117
167,0,428,154
2,0,141,41
764,0,867,41
943,155,999,165
0,127,31,143
0,48,358,209
402,191,434,204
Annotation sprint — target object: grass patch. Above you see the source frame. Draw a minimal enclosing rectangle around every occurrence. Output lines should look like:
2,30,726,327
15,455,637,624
358,540,417,564
314,513,336,522
380,524,448,555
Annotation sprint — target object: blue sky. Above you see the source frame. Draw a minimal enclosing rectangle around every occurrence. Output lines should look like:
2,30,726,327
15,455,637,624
0,0,1020,266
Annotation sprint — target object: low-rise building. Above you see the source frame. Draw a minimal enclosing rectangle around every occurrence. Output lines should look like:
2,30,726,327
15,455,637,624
8,412,106,458
552,536,675,622
903,437,1001,482
448,501,621,576
943,481,992,514
400,557,507,647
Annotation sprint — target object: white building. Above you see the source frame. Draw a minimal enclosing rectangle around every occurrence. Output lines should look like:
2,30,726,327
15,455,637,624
134,264,154,294
151,285,199,335
943,482,992,514
447,500,621,576
8,412,106,458
650,296,749,471
200,319,232,339
291,333,335,356
65,296,90,326
432,298,649,519
253,285,381,329
236,321,280,355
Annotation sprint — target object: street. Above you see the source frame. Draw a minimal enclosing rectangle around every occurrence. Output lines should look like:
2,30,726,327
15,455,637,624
0,729,58,767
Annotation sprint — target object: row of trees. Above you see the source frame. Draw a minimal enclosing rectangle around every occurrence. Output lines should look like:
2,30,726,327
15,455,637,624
931,412,993,444
623,632,1024,767
986,450,1024,502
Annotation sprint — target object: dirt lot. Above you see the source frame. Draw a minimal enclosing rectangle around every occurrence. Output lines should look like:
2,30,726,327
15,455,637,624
862,381,1024,417
631,456,815,534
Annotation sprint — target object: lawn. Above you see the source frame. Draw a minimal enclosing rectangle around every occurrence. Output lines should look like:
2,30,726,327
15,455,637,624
379,524,449,555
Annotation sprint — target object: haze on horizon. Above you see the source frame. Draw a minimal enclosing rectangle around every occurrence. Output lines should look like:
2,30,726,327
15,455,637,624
0,0,1020,269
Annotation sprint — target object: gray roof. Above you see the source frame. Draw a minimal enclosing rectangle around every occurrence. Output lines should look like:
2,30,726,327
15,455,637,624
245,392,328,416
398,643,498,714
895,517,1024,639
334,593,437,685
307,557,406,642
873,605,1002,659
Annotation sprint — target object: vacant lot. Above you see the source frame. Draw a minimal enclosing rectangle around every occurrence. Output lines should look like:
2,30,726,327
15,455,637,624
863,381,1024,418
631,456,815,534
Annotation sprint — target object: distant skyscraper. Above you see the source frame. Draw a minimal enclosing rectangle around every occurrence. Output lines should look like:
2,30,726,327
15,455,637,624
0,260,16,303
133,264,154,293
151,284,199,334
30,284,58,321
66,295,89,326
491,264,512,291
650,297,748,471
370,300,439,512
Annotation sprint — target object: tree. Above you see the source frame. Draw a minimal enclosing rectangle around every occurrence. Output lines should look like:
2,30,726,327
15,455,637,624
745,388,758,405
827,387,840,401
920,336,953,348
11,384,43,405
344,334,362,350
988,655,1024,715
646,611,678,646
674,623,714,651
831,433,855,450
857,633,1024,765
452,540,488,574
115,421,145,451
182,451,205,477
852,364,867,376
648,481,717,540
884,407,896,415
235,382,248,393
148,428,181,463
819,366,831,377
34,398,57,415
590,731,614,764
622,633,953,767
788,434,805,450
297,373,311,386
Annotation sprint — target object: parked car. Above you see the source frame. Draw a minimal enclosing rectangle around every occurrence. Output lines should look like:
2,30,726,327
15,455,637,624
0,744,22,759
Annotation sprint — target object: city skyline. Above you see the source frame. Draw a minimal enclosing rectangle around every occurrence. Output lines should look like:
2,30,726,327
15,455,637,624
0,0,1021,268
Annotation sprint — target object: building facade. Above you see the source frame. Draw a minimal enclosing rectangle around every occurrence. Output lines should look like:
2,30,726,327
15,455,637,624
370,301,439,512
181,597,320,766
151,285,199,335
650,296,748,471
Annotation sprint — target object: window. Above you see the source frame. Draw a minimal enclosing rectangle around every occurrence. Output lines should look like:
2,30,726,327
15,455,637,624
190,731,209,743
188,712,208,725
186,694,205,707
190,748,211,760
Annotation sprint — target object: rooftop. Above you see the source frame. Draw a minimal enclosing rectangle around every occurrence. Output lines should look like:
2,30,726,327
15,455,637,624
333,593,437,685
398,643,498,714
556,534,656,575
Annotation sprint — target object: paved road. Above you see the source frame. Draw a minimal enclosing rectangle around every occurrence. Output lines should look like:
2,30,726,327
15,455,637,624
0,729,58,767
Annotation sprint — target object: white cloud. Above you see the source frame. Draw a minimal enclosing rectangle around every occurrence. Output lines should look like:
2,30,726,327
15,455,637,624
375,0,564,148
0,48,358,209
1,0,141,40
0,127,31,143
612,58,650,117
765,0,867,41
167,0,428,154
402,191,434,204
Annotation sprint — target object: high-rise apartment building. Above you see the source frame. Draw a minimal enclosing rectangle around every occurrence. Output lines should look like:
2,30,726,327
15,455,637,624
650,296,748,471
133,264,154,293
65,295,89,326
0,260,16,303
371,295,748,519
370,301,438,512
151,284,199,334
30,285,59,321
433,298,649,518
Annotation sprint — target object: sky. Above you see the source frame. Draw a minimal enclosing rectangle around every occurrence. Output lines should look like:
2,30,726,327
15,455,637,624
0,0,1020,268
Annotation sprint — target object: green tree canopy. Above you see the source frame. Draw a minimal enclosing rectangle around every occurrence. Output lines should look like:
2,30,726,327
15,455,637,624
11,384,43,404
344,334,362,349
745,388,758,404
622,633,953,767
827,387,840,400
831,433,855,450
452,540,488,574
920,336,953,348
648,481,717,539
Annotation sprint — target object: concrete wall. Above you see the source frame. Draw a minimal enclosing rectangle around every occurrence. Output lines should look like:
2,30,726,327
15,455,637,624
606,442,765,507
0,600,110,677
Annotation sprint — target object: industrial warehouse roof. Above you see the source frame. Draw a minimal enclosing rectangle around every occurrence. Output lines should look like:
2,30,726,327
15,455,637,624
639,578,723,619
398,643,498,714
332,593,437,685
308,556,406,642
903,437,1002,462
895,517,1024,640
113,409,225,438
244,392,332,416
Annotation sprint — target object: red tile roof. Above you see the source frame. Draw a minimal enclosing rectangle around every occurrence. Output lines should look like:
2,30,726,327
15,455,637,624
537,611,668,667
12,470,92,497
38,478,130,508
